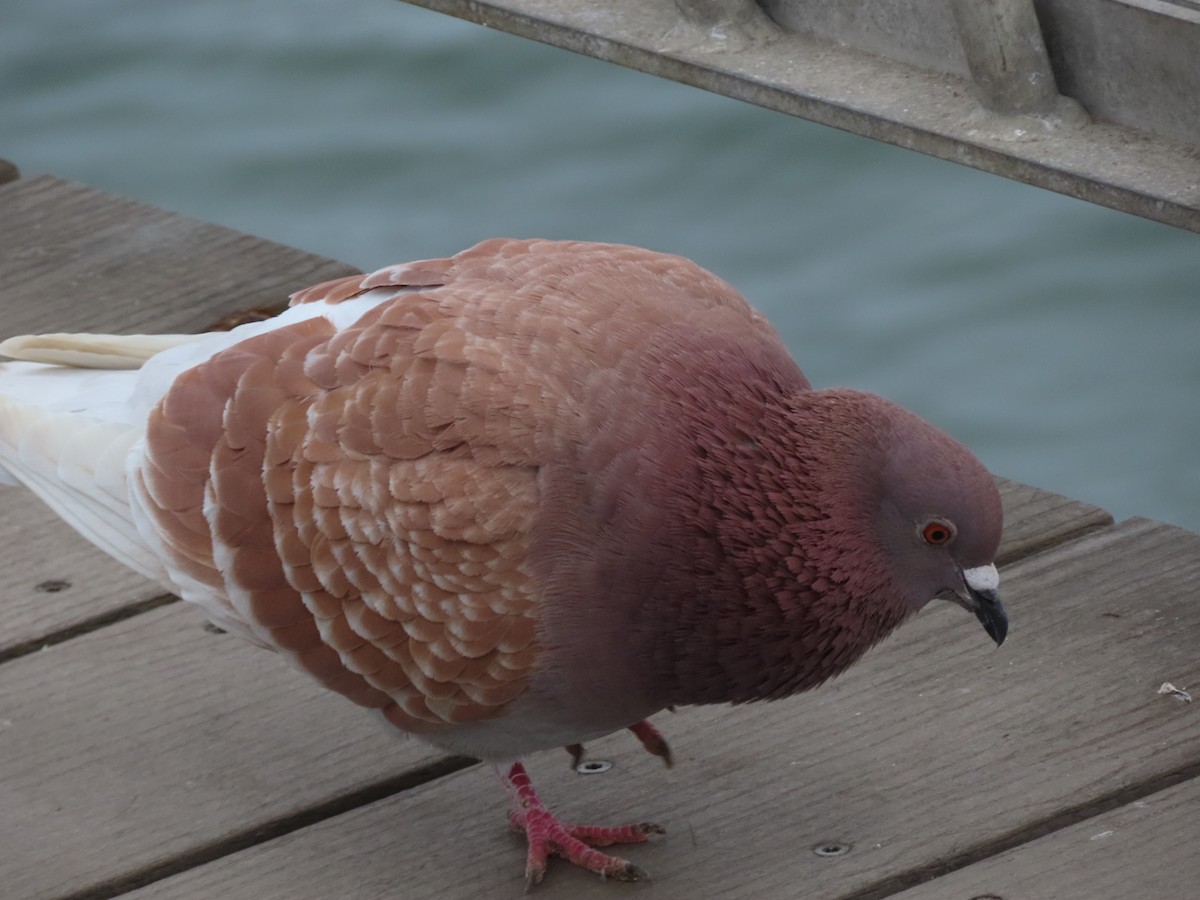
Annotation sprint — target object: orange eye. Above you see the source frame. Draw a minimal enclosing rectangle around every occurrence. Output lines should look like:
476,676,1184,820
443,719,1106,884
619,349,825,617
921,520,955,545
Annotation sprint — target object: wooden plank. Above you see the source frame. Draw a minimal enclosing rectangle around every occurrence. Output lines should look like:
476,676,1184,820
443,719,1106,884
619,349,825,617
994,476,1112,565
889,778,1200,900
0,602,456,900
0,498,173,663
121,517,1200,898
0,175,358,656
0,176,356,335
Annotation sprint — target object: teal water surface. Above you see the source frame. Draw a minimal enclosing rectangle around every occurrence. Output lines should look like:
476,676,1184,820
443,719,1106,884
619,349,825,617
2,0,1198,532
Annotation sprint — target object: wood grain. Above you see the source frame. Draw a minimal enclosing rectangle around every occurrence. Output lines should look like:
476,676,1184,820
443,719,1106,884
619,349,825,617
994,475,1113,565
0,175,358,655
889,778,1200,900
0,176,356,335
0,602,452,900
121,518,1200,899
0,495,172,662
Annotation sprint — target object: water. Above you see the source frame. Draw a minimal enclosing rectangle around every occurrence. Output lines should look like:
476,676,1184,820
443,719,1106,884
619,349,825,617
3,0,1198,531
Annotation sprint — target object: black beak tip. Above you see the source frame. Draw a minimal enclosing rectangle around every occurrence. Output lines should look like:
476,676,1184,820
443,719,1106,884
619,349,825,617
973,589,1008,647
984,613,1008,647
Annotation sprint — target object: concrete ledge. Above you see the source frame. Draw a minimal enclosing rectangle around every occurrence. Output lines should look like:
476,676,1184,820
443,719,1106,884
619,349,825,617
397,0,1200,234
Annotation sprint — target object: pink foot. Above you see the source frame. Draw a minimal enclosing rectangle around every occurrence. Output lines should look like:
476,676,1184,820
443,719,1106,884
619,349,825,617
502,761,664,888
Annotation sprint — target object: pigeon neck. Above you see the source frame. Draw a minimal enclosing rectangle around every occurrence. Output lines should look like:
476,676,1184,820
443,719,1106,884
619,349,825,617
643,389,912,708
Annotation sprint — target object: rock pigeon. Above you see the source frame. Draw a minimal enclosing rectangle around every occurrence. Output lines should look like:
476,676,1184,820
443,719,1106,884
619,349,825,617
0,238,1006,886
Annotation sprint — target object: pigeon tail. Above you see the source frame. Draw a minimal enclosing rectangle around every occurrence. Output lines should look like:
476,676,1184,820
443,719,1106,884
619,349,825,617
0,356,166,582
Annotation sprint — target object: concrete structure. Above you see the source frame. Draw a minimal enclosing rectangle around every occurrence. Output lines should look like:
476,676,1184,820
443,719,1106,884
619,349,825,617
399,0,1200,233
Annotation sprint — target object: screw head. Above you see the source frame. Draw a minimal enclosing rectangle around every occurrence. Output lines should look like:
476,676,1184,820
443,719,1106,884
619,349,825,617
575,759,613,775
812,841,851,857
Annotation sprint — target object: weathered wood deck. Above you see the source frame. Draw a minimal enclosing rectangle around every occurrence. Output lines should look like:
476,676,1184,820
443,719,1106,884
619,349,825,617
2,170,1198,900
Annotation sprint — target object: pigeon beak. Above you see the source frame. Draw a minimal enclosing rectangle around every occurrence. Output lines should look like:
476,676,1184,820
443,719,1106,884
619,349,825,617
953,564,1008,646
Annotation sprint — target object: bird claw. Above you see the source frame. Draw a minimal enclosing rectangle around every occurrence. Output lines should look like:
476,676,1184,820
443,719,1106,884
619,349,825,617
525,857,649,891
503,762,661,888
517,815,658,890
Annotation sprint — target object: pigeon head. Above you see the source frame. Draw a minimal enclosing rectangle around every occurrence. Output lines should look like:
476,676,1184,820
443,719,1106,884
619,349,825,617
746,388,1007,650
865,392,1007,645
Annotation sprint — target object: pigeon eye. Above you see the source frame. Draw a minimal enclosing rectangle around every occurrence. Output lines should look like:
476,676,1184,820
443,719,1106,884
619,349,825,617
920,520,955,545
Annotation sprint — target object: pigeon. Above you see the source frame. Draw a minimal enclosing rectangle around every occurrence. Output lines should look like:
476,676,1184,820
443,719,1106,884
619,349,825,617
0,238,1006,886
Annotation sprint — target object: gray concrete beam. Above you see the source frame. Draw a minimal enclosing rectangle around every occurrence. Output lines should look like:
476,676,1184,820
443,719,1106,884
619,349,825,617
399,0,1200,234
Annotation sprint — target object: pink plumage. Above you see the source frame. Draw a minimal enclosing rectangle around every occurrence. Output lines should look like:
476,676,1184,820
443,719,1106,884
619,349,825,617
0,239,1006,886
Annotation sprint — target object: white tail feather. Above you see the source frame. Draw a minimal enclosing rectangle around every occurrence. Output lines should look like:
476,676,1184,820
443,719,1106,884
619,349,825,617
0,333,204,369
0,364,166,583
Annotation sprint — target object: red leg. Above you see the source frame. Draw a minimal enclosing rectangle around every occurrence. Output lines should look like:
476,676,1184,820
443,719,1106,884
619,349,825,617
501,761,663,887
563,719,674,769
564,742,585,769
629,719,674,768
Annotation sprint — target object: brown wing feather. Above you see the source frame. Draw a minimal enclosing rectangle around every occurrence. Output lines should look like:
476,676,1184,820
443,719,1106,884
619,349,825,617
140,282,543,734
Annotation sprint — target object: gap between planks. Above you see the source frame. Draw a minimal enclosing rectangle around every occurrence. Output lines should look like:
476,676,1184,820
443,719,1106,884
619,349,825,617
0,593,178,666
64,756,480,900
885,777,1200,900
847,754,1200,899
